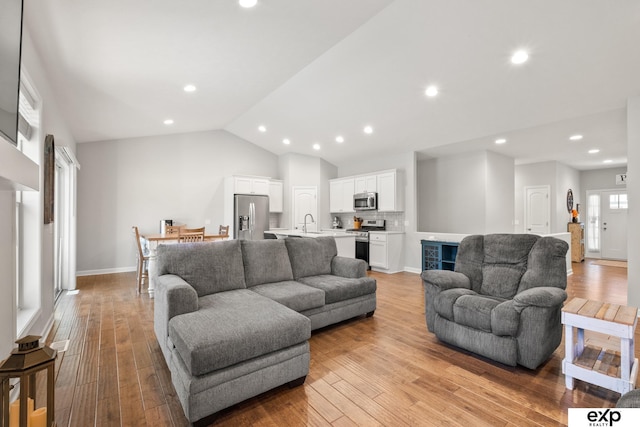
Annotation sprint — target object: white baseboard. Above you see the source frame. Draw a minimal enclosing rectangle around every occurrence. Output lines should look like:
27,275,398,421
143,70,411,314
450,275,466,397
77,266,136,276
404,266,422,274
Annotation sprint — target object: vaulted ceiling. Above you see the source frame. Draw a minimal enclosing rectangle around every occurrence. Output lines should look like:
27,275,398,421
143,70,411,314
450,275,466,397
25,0,640,169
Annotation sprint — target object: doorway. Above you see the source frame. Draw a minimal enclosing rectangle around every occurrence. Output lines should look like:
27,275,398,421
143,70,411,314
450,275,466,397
524,185,550,234
292,186,317,231
54,146,79,295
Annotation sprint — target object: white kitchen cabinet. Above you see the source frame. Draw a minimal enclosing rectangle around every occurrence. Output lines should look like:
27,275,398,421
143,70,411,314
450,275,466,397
354,174,377,193
232,176,269,195
369,232,404,273
377,170,404,212
269,180,283,212
329,178,355,213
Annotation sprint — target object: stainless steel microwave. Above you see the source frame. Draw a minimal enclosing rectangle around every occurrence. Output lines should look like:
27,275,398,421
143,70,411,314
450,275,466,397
354,192,377,211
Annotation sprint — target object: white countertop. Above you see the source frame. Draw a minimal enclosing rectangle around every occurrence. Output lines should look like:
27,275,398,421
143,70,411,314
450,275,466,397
369,230,405,235
268,229,354,239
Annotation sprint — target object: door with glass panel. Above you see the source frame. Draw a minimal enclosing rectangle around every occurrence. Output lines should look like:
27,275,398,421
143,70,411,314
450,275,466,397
600,190,627,260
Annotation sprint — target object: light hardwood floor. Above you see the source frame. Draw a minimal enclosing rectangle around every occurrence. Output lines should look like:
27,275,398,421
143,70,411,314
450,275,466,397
42,259,632,426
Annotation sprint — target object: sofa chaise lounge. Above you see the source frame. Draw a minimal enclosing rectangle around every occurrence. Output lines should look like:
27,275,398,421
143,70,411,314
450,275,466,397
421,233,569,369
153,236,376,424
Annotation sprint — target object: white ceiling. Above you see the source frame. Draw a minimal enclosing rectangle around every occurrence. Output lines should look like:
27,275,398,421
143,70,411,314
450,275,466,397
24,0,640,170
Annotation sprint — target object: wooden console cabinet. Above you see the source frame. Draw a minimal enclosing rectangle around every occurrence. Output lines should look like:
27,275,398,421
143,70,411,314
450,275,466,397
567,222,585,262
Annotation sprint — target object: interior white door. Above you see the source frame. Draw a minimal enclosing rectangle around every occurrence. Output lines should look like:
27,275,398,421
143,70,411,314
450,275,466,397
601,190,628,260
292,186,318,231
525,186,550,234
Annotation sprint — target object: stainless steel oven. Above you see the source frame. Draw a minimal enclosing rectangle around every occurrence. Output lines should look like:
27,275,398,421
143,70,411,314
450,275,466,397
346,219,385,268
353,192,377,211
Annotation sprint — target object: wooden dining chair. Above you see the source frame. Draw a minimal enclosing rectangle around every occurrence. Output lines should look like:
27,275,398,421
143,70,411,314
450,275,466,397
178,227,205,243
132,226,150,294
165,224,183,235
218,225,229,239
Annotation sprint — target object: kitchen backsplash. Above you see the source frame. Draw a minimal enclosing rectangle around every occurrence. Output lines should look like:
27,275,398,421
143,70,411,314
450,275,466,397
334,212,405,232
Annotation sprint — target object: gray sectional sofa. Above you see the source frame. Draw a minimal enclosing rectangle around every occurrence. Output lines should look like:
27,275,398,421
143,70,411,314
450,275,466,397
153,236,376,425
421,234,569,370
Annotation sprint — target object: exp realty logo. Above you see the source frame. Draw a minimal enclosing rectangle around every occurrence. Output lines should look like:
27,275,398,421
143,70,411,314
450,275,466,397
569,408,640,427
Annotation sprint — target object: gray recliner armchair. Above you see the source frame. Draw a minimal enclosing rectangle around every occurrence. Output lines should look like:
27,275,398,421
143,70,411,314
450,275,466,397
421,234,569,369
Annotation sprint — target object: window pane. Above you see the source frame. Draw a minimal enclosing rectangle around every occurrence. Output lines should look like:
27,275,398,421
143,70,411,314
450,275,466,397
587,194,600,251
619,193,628,209
609,194,619,209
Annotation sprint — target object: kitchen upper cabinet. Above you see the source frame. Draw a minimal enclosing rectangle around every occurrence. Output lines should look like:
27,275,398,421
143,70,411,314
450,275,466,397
269,180,283,213
354,175,377,193
232,176,269,195
377,170,404,212
329,178,355,213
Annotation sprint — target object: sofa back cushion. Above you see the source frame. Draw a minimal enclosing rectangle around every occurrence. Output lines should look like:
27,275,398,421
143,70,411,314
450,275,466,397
241,240,294,287
157,240,246,297
517,236,568,293
480,234,539,298
454,235,485,293
285,236,337,279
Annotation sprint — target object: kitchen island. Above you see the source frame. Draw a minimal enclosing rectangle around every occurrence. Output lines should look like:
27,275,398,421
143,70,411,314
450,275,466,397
265,229,355,258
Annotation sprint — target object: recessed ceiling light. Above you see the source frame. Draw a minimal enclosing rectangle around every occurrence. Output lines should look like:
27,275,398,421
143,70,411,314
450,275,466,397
511,50,529,65
603,159,613,164
363,126,373,135
258,125,266,132
239,0,257,8
588,149,600,154
282,138,290,145
183,84,197,92
312,143,321,150
163,119,174,125
569,134,583,141
495,138,507,144
425,86,439,97
336,136,344,143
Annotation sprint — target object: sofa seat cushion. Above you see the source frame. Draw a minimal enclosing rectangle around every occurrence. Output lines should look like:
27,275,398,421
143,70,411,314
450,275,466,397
298,275,376,304
249,281,325,312
168,289,310,376
452,294,505,333
433,288,476,322
241,240,294,287
157,240,246,297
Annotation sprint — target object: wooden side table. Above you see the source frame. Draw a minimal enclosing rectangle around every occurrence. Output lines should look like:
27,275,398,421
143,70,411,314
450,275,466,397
562,298,639,394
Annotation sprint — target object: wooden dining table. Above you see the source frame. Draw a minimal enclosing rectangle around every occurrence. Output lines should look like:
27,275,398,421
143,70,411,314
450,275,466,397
142,233,228,242
140,232,229,297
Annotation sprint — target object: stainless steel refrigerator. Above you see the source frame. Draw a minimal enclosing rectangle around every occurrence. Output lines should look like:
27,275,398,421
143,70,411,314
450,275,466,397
234,194,269,240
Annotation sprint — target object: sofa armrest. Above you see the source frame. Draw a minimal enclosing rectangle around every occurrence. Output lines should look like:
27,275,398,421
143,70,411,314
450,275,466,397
331,256,368,278
513,287,567,311
420,270,470,291
154,274,198,341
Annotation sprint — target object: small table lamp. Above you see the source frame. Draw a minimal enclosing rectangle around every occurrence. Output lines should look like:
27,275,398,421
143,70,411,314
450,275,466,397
0,336,57,427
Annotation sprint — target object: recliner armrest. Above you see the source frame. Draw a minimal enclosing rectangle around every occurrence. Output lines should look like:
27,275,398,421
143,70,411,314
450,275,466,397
421,270,470,291
157,274,199,320
512,287,567,311
331,256,367,278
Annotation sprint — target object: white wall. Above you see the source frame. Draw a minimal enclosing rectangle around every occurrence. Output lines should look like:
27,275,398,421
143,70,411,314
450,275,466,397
417,150,514,234
76,130,278,273
627,97,640,308
555,163,581,232
0,28,77,357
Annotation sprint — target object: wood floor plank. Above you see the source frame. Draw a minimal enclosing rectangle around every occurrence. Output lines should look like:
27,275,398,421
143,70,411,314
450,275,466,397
42,261,632,426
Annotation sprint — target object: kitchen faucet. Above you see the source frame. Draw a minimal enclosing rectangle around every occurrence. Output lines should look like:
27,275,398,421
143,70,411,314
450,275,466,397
303,213,315,233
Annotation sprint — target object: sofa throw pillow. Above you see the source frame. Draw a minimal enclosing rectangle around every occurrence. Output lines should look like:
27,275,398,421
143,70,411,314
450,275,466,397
241,240,294,287
285,236,337,279
156,239,246,297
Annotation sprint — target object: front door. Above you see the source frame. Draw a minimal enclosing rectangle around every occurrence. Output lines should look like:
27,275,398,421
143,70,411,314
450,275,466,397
601,190,627,260
292,186,317,231
525,186,550,234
